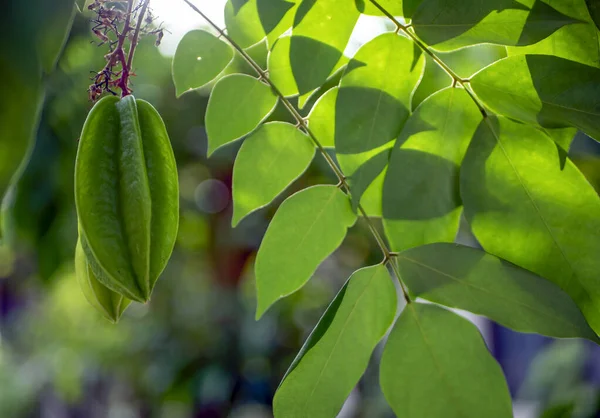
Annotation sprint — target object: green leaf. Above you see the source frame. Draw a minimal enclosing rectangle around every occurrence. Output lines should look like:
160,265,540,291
471,55,600,141
224,0,266,48
308,33,424,214
172,30,234,97
383,88,481,251
0,0,75,239
397,243,598,340
273,265,396,418
586,0,600,30
268,36,348,98
380,303,513,418
412,0,580,51
355,0,406,16
232,122,315,226
290,0,360,94
413,44,507,109
461,116,600,335
257,0,298,46
507,0,600,68
255,185,357,318
205,74,278,156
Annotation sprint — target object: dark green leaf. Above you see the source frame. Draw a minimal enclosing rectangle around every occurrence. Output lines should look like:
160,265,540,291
232,122,315,226
461,116,600,335
471,55,600,141
381,303,513,418
586,0,600,30
255,185,357,318
0,0,75,239
397,243,598,340
273,265,396,418
205,74,278,156
172,30,234,97
412,0,580,50
383,88,480,250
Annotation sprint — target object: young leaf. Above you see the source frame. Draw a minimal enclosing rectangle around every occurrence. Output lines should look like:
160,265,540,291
224,0,266,48
172,30,234,97
289,0,360,94
380,303,513,418
383,88,481,251
397,243,598,341
273,265,396,418
507,0,600,68
205,74,278,156
461,116,600,335
232,122,315,226
411,0,580,51
255,185,357,318
470,55,600,142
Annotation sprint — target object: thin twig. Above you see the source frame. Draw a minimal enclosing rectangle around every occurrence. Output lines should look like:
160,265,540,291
181,0,412,303
369,0,488,118
126,0,151,71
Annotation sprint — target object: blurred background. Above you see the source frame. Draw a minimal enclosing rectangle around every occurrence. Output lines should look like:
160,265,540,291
2,1,600,417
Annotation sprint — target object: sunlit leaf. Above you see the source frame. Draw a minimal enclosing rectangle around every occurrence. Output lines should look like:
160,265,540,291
232,122,315,226
172,30,234,97
412,0,580,51
507,0,600,68
274,265,396,418
380,303,513,418
255,185,356,318
308,33,424,214
383,88,480,250
461,116,600,335
471,54,600,142
205,74,278,156
257,0,298,46
398,243,598,340
413,44,507,109
289,0,360,94
224,0,265,48
356,0,406,16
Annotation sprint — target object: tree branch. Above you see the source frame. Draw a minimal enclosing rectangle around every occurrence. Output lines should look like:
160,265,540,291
180,0,412,303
